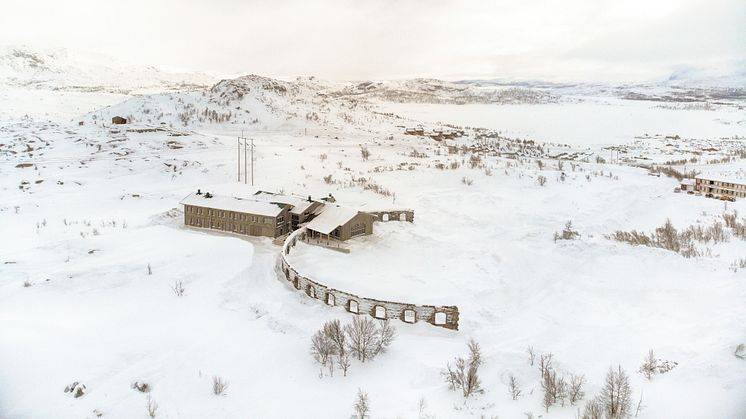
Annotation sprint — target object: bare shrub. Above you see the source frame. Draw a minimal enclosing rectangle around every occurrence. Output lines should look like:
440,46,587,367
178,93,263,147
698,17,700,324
554,221,579,242
610,219,701,258
461,176,473,186
23,280,32,288
171,281,185,297
374,320,396,356
353,388,370,419
735,343,746,360
323,174,333,184
319,153,327,161
212,376,229,396
538,175,547,186
580,397,604,419
508,374,522,400
527,345,535,366
146,395,158,418
147,263,152,275
468,154,482,169
538,353,553,378
639,350,657,380
442,340,483,398
360,146,371,161
131,381,151,393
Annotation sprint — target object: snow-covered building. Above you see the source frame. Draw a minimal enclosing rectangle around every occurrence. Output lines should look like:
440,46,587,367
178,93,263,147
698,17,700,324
680,178,695,191
181,190,292,238
305,204,374,241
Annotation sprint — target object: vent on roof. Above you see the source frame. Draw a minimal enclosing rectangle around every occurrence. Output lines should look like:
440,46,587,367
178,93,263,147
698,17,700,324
204,192,213,198
197,189,202,195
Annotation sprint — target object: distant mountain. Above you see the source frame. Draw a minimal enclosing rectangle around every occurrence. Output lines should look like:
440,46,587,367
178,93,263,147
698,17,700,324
0,45,216,93
331,78,560,104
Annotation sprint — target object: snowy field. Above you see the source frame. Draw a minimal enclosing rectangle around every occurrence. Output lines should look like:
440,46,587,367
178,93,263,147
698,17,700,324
377,98,746,147
1,83,746,419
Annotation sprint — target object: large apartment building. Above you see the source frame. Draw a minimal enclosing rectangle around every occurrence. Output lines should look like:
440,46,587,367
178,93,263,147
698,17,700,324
181,190,291,238
180,189,375,241
695,176,746,199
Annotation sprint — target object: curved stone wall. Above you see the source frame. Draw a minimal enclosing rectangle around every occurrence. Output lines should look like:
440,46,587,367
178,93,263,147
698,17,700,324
280,227,459,330
366,209,415,223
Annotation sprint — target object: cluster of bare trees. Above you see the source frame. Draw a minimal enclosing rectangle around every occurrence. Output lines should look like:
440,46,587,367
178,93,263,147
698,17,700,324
534,352,585,412
610,218,711,258
554,221,580,242
579,366,634,419
311,318,396,377
442,339,483,398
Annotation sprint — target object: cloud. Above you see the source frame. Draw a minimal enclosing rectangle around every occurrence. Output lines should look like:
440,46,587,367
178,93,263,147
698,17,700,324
1,0,743,81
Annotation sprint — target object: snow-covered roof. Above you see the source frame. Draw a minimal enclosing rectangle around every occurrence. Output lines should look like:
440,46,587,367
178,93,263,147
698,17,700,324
253,191,317,215
180,192,285,217
680,178,695,186
696,174,746,185
305,205,359,235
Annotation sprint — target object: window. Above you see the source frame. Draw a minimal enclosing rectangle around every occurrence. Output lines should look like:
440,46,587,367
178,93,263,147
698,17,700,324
403,309,416,323
434,312,447,325
351,223,365,237
348,300,359,314
373,306,386,319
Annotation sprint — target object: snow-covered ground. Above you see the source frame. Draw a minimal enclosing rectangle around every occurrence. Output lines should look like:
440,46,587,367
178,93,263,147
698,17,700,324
1,72,746,419
376,98,746,147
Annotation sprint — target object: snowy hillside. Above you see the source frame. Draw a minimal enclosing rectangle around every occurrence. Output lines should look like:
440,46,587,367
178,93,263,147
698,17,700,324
0,45,215,93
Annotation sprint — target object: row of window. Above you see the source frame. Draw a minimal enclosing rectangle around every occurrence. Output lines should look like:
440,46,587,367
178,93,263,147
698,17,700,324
186,206,277,224
187,217,283,236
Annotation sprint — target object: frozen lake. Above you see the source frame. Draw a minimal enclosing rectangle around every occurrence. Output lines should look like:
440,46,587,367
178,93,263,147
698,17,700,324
377,97,746,147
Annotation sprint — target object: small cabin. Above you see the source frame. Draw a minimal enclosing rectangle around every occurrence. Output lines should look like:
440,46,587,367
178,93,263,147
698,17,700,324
112,116,127,124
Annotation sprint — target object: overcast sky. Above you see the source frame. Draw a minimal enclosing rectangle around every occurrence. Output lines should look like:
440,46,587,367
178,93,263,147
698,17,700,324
1,0,744,82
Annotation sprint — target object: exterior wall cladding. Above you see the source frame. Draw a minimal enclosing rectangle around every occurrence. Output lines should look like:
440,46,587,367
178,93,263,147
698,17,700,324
183,204,290,238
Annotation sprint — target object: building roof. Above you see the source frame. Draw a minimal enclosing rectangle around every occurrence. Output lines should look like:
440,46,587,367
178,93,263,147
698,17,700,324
681,178,695,186
180,192,286,217
253,191,318,215
696,174,746,185
305,205,359,235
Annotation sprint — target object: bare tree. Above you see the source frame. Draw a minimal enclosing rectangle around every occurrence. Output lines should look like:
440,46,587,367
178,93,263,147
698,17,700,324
538,353,553,378
353,388,370,419
212,376,229,396
527,345,535,366
323,319,346,356
345,316,378,362
599,366,632,419
311,329,336,368
569,374,586,405
508,374,522,400
374,320,396,356
639,350,657,380
338,351,351,377
147,263,152,275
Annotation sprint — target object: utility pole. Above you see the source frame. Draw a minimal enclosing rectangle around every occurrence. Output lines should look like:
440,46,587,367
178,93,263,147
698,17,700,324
250,137,255,186
238,131,251,185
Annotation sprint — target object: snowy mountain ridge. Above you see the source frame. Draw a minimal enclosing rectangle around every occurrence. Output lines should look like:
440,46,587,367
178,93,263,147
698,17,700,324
0,45,216,94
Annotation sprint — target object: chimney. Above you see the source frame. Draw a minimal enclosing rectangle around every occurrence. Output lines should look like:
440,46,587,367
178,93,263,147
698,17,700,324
308,195,312,202
197,189,202,195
